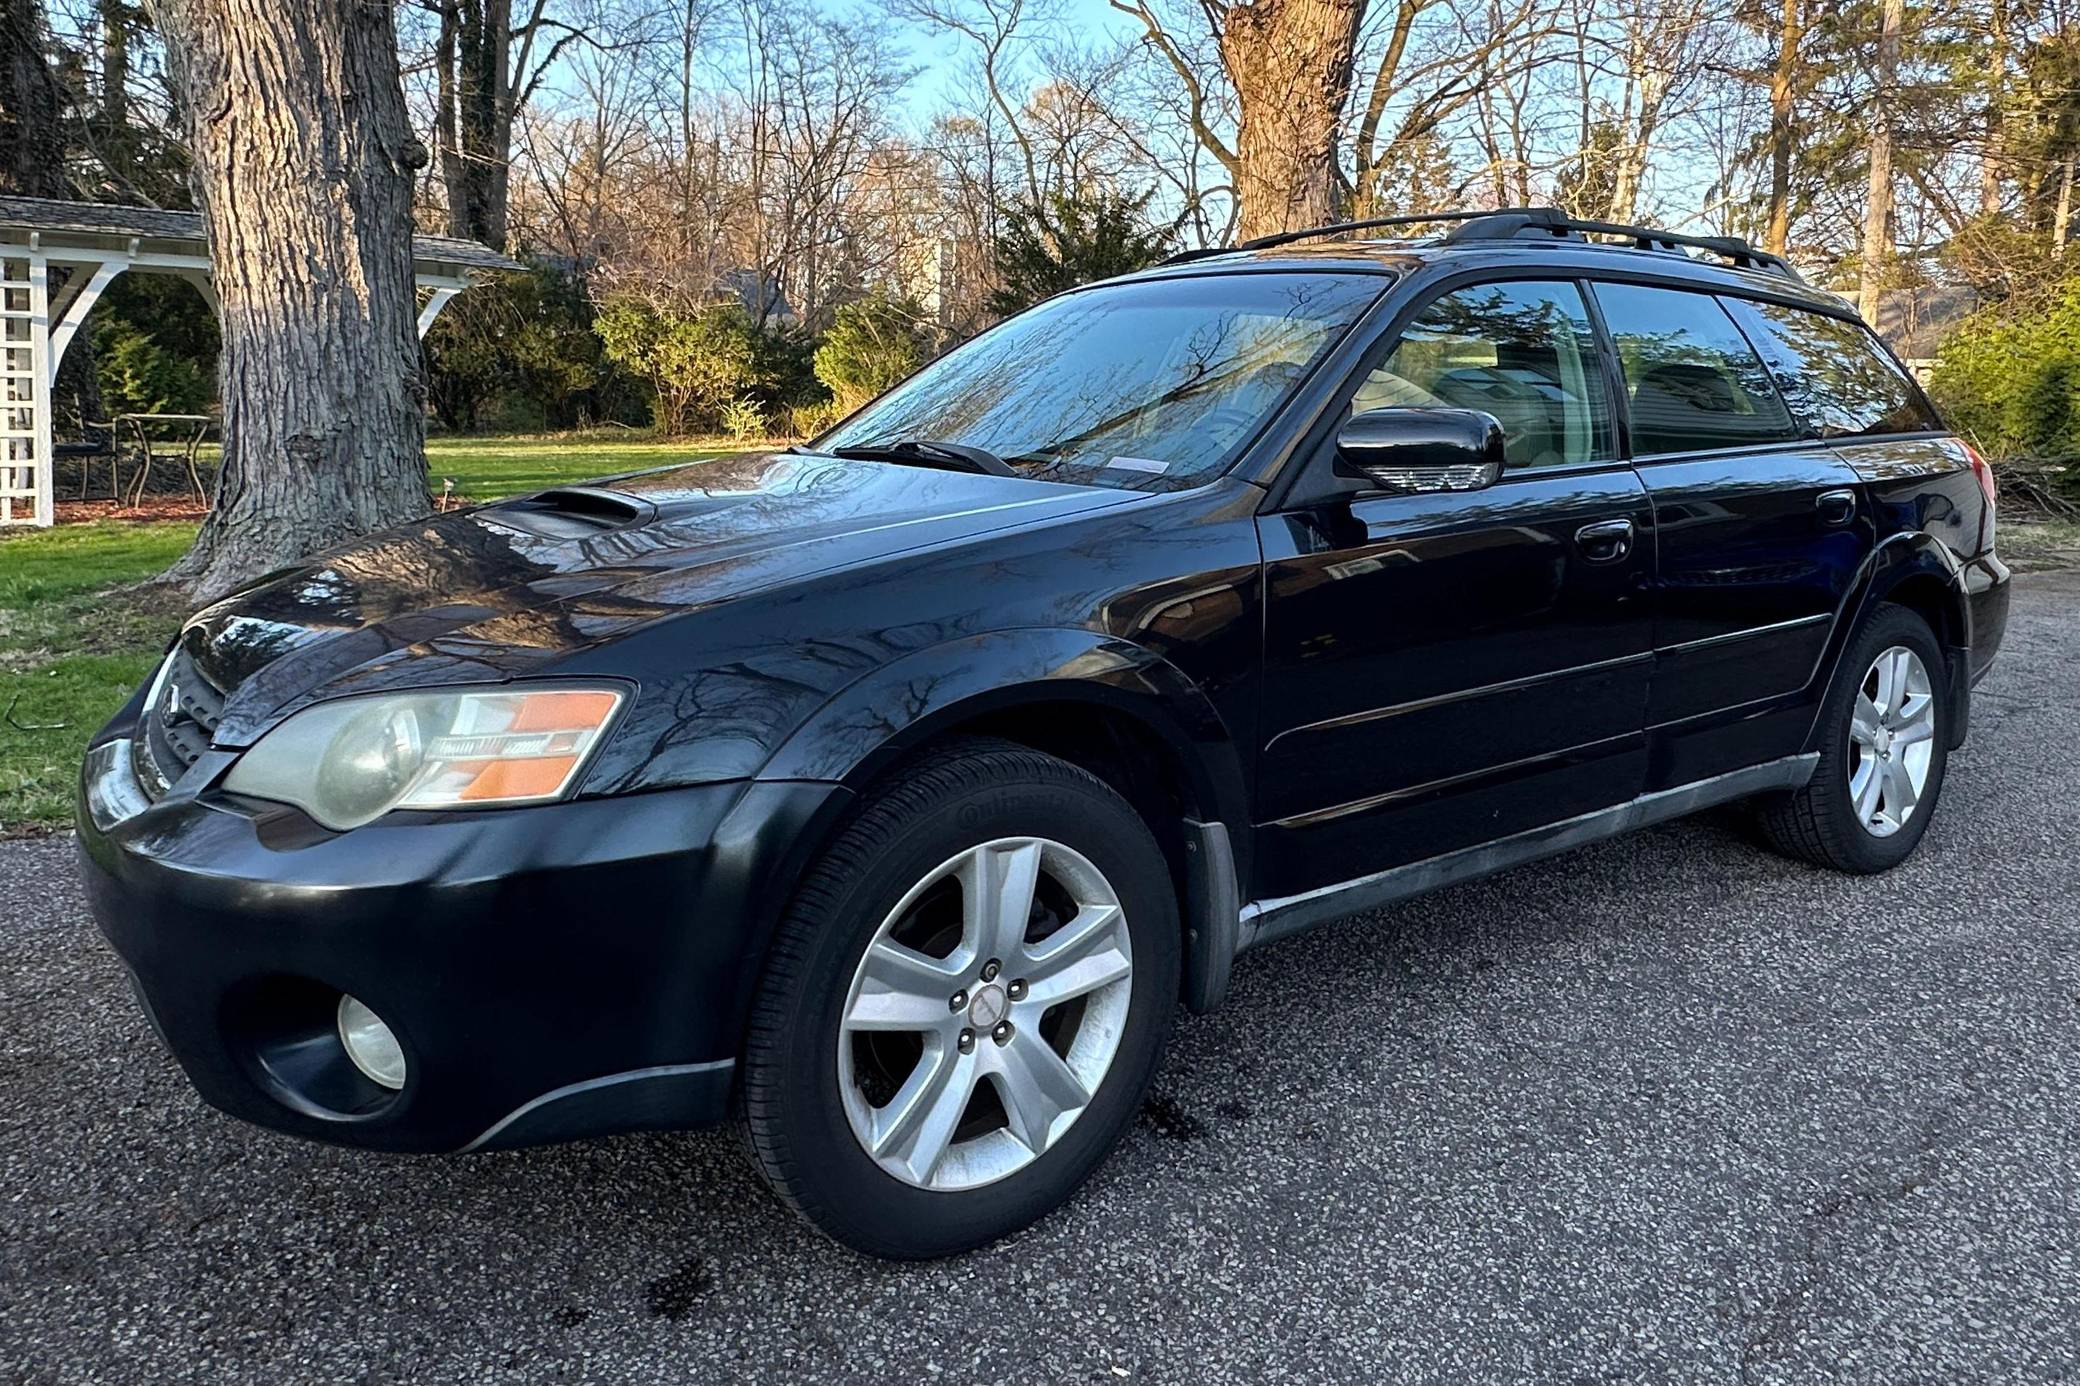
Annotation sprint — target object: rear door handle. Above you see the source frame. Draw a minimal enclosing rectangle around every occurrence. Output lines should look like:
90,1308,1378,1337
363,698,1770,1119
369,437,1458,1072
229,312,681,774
1816,488,1858,527
1574,517,1634,564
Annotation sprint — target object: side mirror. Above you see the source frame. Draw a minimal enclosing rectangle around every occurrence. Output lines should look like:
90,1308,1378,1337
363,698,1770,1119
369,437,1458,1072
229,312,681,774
1333,407,1506,494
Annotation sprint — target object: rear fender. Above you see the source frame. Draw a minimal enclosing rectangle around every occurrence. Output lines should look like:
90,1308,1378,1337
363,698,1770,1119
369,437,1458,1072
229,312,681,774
1805,532,1972,752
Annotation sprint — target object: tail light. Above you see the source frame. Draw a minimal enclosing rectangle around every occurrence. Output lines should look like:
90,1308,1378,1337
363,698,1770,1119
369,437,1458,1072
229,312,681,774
1963,441,1997,512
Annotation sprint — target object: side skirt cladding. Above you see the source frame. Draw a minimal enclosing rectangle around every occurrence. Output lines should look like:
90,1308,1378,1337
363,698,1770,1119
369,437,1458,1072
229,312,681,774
1234,754,1819,955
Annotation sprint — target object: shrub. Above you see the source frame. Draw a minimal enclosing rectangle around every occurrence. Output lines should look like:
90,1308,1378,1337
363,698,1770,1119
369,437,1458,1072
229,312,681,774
594,297,761,435
93,320,211,417
424,261,644,432
1928,277,2080,460
747,324,824,414
813,293,927,412
785,398,844,440
989,190,1173,316
720,395,768,442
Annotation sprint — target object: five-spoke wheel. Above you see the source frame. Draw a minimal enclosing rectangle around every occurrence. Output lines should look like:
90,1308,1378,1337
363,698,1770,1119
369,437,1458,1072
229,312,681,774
839,837,1133,1190
740,738,1178,1258
1846,645,1937,837
1759,602,1951,873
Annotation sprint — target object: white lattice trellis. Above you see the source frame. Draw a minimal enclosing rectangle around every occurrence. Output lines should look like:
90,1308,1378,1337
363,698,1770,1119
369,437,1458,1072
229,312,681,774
0,252,51,527
0,195,515,527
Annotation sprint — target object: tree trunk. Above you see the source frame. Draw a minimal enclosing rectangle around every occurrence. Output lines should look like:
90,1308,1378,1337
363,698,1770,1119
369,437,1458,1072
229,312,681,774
1221,0,1367,241
1980,0,2006,218
1606,71,1668,223
435,0,466,229
1859,0,1902,322
450,0,512,246
1764,0,1800,256
97,0,134,193
148,0,430,601
0,0,64,196
2055,152,2074,254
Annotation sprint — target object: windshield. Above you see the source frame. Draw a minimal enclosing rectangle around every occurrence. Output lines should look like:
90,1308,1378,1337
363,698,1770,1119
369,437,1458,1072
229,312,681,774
816,272,1385,493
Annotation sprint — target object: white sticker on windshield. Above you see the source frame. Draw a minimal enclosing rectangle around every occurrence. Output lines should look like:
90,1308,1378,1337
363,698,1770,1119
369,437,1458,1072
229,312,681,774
1106,456,1171,475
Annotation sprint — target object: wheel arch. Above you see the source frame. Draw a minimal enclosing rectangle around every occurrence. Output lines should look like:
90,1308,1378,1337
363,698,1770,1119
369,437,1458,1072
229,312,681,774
754,628,1252,1014
1808,532,1973,753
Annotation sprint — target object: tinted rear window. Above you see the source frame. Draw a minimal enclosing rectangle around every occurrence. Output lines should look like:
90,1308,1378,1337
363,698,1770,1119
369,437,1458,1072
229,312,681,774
1591,282,1800,455
1721,298,1940,439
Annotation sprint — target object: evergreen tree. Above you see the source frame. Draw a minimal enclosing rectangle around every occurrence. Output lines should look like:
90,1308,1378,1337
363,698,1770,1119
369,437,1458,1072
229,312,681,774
988,191,1174,316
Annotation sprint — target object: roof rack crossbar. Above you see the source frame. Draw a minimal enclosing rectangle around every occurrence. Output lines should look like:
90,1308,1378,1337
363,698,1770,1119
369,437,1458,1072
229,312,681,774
1157,207,1554,265
1442,208,1801,281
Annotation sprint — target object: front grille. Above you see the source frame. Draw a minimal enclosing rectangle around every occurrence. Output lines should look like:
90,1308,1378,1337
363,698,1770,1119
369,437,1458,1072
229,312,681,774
137,645,226,798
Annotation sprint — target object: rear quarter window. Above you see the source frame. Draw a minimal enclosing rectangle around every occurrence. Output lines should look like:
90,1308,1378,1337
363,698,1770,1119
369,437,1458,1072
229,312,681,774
1720,297,1941,439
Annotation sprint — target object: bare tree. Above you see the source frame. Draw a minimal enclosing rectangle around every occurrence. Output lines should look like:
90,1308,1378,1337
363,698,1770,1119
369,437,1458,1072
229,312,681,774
419,0,650,248
1,0,65,195
1763,0,1799,254
1860,0,1902,319
1980,0,2007,218
1350,0,1551,213
886,0,1049,206
1219,0,1369,237
1107,0,1368,239
149,0,430,598
1597,0,1725,222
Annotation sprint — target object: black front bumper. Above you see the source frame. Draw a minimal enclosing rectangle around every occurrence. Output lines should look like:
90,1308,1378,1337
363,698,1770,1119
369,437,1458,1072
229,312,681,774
79,741,847,1153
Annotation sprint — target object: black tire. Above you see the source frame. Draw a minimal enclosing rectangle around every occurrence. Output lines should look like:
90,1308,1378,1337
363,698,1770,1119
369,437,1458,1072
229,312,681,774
739,736,1180,1258
1757,602,1951,873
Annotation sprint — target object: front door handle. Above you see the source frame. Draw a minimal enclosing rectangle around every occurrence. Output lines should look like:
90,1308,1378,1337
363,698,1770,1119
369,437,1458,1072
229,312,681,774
1816,488,1858,527
1574,517,1635,564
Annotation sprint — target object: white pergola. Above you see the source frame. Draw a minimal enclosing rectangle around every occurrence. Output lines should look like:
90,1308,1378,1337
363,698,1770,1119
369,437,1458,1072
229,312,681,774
0,195,520,526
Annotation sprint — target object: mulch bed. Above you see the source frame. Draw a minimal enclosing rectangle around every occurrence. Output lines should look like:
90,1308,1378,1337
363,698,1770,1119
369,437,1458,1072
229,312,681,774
52,496,211,524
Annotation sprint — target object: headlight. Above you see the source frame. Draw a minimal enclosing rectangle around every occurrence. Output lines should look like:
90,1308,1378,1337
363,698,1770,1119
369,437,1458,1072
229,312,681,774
222,684,625,830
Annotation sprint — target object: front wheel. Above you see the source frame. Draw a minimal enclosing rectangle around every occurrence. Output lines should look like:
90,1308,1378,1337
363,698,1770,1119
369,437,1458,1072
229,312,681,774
739,737,1179,1257
1757,603,1950,873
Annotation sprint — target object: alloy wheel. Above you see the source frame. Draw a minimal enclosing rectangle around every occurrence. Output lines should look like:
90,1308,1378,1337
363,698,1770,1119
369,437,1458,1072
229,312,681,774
837,836,1133,1191
1846,644,1936,838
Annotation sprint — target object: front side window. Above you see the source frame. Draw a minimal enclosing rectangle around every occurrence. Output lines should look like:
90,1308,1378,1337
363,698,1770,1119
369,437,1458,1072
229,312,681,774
1721,297,1940,439
1354,279,1613,470
817,272,1383,493
1593,282,1799,455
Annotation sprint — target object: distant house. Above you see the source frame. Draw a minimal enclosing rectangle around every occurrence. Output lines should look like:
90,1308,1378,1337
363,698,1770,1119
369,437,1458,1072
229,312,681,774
1875,285,1982,383
714,268,796,325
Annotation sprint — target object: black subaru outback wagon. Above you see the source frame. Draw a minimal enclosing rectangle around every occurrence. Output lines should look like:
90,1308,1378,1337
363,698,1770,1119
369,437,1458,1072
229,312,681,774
80,209,2008,1257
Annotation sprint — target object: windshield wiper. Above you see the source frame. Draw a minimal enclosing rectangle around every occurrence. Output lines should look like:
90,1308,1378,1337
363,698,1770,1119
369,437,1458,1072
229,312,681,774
828,439,1017,478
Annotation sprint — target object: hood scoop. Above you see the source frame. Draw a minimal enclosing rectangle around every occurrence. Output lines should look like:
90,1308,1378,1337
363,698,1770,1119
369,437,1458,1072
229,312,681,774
491,486,655,539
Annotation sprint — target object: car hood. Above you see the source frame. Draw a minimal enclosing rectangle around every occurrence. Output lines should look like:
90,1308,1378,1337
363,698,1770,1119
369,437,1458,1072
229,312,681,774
177,450,1136,745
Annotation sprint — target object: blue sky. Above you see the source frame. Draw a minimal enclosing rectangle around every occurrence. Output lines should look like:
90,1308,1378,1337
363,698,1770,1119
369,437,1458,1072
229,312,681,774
844,0,1144,122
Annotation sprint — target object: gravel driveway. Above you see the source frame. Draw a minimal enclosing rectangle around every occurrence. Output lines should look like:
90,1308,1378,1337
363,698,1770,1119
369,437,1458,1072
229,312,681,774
4,572,2077,1384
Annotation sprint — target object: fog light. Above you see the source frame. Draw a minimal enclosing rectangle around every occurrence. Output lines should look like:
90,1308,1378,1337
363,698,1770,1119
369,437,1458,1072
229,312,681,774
336,995,406,1090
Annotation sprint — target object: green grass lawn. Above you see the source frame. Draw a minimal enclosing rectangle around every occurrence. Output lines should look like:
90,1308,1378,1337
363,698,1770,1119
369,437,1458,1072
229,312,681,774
0,433,747,831
0,521,195,829
425,432,741,501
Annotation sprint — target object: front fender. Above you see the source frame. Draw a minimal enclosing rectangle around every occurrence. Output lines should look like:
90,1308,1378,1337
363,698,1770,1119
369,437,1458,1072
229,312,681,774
755,627,1250,841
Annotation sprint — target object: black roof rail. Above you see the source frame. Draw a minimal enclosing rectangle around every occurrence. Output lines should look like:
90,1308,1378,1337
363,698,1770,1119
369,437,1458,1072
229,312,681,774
1442,208,1803,281
1158,207,1554,265
1158,204,1802,282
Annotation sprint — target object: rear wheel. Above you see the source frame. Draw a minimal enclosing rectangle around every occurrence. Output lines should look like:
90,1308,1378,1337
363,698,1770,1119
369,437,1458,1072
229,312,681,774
740,737,1179,1257
1757,603,1950,873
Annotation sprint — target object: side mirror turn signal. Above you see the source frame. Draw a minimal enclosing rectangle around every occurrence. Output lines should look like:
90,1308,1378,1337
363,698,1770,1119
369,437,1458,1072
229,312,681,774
1333,407,1507,495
